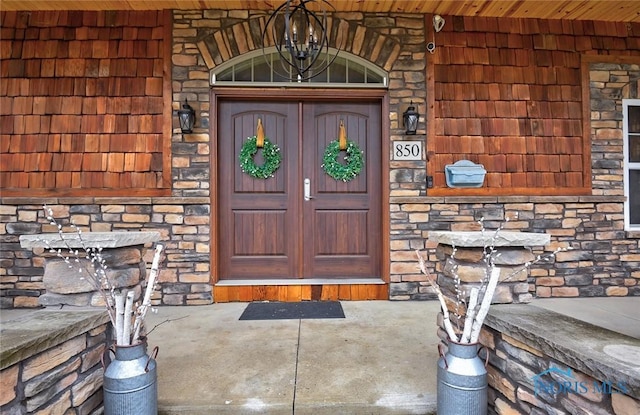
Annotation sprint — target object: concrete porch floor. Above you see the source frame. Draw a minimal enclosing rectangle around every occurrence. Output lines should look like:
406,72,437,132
145,297,640,415
3,297,637,414
146,301,441,415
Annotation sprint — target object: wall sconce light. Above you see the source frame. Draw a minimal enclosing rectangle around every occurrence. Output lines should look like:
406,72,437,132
403,102,419,135
178,99,196,134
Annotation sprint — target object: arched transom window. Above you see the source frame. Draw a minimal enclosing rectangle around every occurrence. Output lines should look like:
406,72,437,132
210,47,388,88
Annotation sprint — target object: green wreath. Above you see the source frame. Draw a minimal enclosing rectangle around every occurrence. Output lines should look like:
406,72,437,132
321,139,364,182
239,136,282,179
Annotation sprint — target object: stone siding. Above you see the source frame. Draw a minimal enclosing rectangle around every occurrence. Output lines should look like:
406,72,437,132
18,231,160,308
590,62,640,194
171,9,426,196
0,199,212,308
0,310,110,414
435,242,541,306
391,195,640,300
481,305,640,415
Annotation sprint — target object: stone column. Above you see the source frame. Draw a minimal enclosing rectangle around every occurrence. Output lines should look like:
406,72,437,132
428,231,550,341
429,231,551,304
20,232,160,308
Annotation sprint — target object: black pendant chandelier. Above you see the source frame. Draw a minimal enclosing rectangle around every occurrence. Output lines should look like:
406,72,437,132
263,0,340,82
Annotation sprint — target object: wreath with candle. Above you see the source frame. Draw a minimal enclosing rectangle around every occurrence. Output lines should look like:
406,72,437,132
321,121,364,182
239,119,282,179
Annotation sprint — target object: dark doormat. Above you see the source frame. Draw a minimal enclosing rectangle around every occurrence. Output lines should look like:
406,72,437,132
239,301,345,320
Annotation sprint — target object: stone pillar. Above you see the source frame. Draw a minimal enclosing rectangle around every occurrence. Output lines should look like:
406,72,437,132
428,231,550,341
20,232,160,308
429,231,551,345
429,231,551,304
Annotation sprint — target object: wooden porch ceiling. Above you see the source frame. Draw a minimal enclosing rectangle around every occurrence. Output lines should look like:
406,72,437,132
1,1,639,23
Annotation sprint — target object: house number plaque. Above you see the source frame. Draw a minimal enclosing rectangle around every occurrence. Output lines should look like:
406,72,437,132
393,141,422,161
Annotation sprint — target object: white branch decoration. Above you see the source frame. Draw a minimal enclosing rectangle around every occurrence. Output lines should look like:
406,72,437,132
132,244,163,344
460,287,479,343
115,293,125,346
42,205,164,347
417,250,459,342
122,290,135,346
468,267,500,343
417,217,568,345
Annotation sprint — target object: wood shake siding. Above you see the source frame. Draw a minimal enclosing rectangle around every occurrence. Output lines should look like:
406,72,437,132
0,10,171,196
427,16,640,196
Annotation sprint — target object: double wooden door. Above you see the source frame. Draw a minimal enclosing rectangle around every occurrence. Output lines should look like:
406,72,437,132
218,100,381,281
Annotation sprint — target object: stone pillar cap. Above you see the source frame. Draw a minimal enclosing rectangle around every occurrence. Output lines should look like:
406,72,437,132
428,231,550,247
20,231,161,249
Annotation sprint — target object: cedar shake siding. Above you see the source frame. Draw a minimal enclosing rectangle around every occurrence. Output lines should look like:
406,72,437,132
0,11,171,196
428,17,640,196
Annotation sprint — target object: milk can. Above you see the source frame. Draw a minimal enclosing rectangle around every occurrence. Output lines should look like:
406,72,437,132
103,342,159,415
437,341,488,415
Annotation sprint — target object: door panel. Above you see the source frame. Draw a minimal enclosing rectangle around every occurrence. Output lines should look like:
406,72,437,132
302,102,381,278
218,100,380,280
315,211,368,255
233,211,288,255
219,101,299,279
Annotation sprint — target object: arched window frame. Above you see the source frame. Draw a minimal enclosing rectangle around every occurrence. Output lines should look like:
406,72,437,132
210,47,388,88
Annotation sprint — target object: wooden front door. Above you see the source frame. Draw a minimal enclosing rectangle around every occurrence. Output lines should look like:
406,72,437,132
218,100,381,282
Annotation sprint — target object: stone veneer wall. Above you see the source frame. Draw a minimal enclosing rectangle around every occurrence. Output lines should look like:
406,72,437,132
391,63,640,300
1,11,640,306
19,231,160,308
0,201,212,308
433,238,547,306
481,305,640,415
390,196,640,301
170,10,639,301
0,311,110,414
590,62,640,195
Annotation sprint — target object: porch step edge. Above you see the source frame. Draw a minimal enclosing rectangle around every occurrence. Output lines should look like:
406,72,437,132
215,278,386,286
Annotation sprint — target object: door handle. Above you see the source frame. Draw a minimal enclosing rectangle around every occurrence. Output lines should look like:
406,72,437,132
304,178,313,201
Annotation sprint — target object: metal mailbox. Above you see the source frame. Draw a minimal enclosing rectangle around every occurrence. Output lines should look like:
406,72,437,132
445,160,487,188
